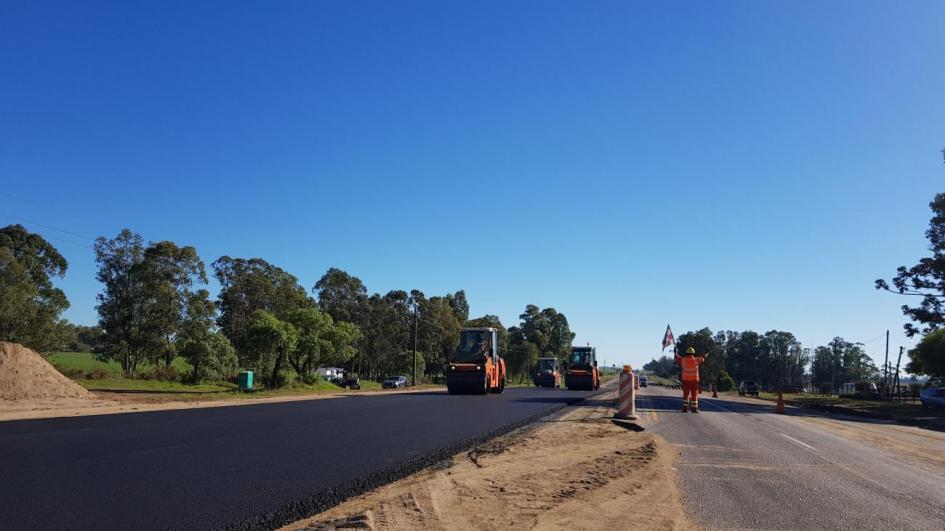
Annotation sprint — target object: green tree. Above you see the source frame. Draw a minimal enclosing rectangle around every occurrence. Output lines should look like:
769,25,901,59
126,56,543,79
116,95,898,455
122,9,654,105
506,340,540,383
139,241,207,367
0,224,70,351
70,324,103,352
94,229,149,376
245,310,298,388
543,307,575,361
907,328,945,378
357,292,411,378
323,320,362,367
177,288,236,382
270,308,363,384
213,256,312,357
876,154,945,337
94,230,207,376
416,295,461,376
810,337,875,389
515,305,574,363
179,332,238,383
518,305,551,353
393,350,425,379
717,370,737,391
643,355,676,378
313,267,367,325
720,330,763,384
759,330,808,389
446,290,469,323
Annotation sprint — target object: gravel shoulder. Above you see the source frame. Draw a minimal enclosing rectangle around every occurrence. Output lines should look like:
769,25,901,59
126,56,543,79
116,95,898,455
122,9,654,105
282,389,692,531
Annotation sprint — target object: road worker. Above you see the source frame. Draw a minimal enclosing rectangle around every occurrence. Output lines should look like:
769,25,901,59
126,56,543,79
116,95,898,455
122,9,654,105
675,346,709,412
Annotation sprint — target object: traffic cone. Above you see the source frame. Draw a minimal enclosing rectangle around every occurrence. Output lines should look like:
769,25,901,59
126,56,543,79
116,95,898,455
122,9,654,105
776,392,785,414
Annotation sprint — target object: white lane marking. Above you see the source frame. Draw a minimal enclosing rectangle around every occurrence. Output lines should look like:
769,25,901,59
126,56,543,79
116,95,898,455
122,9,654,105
779,432,817,451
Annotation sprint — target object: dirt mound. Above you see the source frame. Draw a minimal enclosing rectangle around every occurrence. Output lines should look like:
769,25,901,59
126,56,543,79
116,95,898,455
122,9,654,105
0,342,96,402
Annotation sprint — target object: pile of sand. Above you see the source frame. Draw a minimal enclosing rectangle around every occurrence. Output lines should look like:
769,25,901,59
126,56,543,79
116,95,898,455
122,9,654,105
0,342,97,402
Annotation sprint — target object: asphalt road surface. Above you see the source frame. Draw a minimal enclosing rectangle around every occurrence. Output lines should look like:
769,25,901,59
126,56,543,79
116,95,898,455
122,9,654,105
638,385,945,530
0,386,597,530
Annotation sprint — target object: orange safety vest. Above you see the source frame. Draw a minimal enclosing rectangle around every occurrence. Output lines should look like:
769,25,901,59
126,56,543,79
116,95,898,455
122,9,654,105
680,356,702,382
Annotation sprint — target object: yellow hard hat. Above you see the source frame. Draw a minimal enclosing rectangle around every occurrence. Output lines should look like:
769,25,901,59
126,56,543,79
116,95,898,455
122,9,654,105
686,347,696,354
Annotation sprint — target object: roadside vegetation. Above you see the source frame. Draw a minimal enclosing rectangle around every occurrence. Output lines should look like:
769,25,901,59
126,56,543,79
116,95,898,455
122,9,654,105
2,226,579,394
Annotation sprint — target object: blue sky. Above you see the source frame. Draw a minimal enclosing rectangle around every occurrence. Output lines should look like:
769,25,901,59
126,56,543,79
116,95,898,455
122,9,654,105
2,1,943,369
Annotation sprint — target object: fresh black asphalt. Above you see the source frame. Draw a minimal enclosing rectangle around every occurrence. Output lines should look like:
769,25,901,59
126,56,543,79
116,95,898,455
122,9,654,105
0,387,595,530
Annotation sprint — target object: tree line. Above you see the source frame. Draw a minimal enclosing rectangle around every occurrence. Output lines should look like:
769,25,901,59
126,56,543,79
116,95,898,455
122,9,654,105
0,225,576,388
645,328,879,392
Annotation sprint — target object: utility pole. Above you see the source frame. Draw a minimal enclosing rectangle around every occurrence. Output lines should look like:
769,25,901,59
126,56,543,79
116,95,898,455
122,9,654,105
831,340,836,395
883,330,890,399
893,346,904,399
412,303,419,387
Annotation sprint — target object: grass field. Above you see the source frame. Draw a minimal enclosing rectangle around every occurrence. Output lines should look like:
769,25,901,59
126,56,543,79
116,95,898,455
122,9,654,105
79,378,236,392
44,352,212,392
46,352,193,375
44,352,412,396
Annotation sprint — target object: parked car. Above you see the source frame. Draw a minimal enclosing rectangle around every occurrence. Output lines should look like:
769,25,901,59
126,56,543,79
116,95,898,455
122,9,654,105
383,375,408,389
920,386,945,409
638,374,648,388
738,381,759,397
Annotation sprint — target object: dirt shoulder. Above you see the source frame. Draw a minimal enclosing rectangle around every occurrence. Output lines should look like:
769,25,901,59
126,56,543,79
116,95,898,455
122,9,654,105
0,386,439,423
282,392,692,531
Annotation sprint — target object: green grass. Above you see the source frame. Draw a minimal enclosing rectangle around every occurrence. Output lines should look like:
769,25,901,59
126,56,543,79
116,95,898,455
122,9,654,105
46,352,123,374
47,352,231,393
46,352,194,376
46,352,441,400
79,378,235,392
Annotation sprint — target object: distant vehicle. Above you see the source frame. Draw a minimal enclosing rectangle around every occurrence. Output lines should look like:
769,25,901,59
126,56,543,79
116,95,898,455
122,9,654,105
565,346,599,391
638,374,648,388
839,381,878,399
532,357,561,388
383,375,408,389
920,386,945,409
333,377,361,390
738,381,759,397
446,327,507,395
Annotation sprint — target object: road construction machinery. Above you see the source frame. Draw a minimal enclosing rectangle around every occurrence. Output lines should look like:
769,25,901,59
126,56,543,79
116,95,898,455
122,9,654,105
532,357,561,388
446,327,507,395
565,345,599,391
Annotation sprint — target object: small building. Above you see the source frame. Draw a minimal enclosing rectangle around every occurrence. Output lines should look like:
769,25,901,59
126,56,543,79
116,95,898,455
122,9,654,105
316,367,345,380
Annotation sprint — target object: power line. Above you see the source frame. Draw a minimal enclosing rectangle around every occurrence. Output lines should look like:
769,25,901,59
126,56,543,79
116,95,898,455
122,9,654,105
0,191,125,233
0,212,97,242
